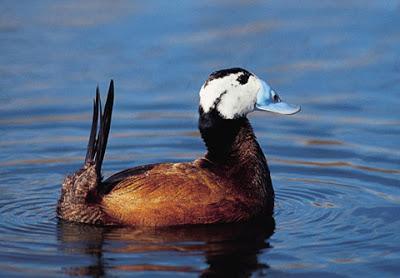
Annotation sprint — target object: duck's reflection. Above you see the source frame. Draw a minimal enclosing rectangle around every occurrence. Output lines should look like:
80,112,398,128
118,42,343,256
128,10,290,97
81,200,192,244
57,217,275,277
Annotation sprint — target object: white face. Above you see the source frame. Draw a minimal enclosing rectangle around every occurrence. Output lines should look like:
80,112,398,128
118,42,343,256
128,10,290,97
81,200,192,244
199,68,301,119
199,71,261,119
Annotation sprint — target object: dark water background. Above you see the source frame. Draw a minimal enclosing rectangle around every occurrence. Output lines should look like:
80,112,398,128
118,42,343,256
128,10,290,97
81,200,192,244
1,1,399,277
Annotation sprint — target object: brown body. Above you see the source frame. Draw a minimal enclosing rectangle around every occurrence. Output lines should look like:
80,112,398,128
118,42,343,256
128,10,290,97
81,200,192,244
102,161,262,226
100,119,273,226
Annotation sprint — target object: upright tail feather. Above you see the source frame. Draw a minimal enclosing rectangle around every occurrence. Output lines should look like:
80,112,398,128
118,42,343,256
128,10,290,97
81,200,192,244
57,80,115,225
84,87,100,164
95,80,114,179
84,80,114,179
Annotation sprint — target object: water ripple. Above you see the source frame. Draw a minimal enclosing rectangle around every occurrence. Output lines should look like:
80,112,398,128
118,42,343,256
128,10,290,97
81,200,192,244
0,186,57,238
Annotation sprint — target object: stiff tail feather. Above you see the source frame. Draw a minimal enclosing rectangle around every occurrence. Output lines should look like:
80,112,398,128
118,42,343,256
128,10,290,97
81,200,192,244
57,80,115,225
95,80,114,179
84,87,100,165
85,80,114,178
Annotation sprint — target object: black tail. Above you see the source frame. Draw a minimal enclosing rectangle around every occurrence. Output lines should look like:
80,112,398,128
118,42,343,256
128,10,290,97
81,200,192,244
85,80,114,179
84,87,100,164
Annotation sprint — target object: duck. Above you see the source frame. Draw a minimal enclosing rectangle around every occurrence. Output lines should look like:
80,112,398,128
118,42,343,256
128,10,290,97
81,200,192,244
57,68,300,226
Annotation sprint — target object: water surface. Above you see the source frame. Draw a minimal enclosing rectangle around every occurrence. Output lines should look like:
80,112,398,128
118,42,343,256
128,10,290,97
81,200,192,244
0,1,399,277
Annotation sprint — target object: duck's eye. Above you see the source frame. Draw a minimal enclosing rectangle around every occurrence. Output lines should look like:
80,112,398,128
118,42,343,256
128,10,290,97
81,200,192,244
273,94,281,103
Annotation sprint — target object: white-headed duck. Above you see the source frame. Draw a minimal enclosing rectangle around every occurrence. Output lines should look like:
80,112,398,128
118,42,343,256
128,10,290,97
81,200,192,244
57,68,300,226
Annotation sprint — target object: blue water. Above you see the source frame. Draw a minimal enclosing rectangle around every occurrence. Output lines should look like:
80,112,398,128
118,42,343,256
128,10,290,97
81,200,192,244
0,1,399,277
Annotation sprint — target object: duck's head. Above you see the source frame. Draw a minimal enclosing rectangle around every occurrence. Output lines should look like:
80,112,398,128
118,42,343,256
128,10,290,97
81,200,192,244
199,68,300,119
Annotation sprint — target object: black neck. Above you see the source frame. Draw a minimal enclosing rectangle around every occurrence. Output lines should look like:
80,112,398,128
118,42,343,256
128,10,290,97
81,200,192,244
198,107,274,212
198,108,262,163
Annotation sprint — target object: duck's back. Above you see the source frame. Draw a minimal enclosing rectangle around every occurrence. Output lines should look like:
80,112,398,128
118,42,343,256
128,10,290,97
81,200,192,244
100,160,262,226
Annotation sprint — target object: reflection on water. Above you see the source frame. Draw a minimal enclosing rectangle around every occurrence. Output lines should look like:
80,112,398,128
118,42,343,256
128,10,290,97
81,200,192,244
1,0,400,277
58,218,275,277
